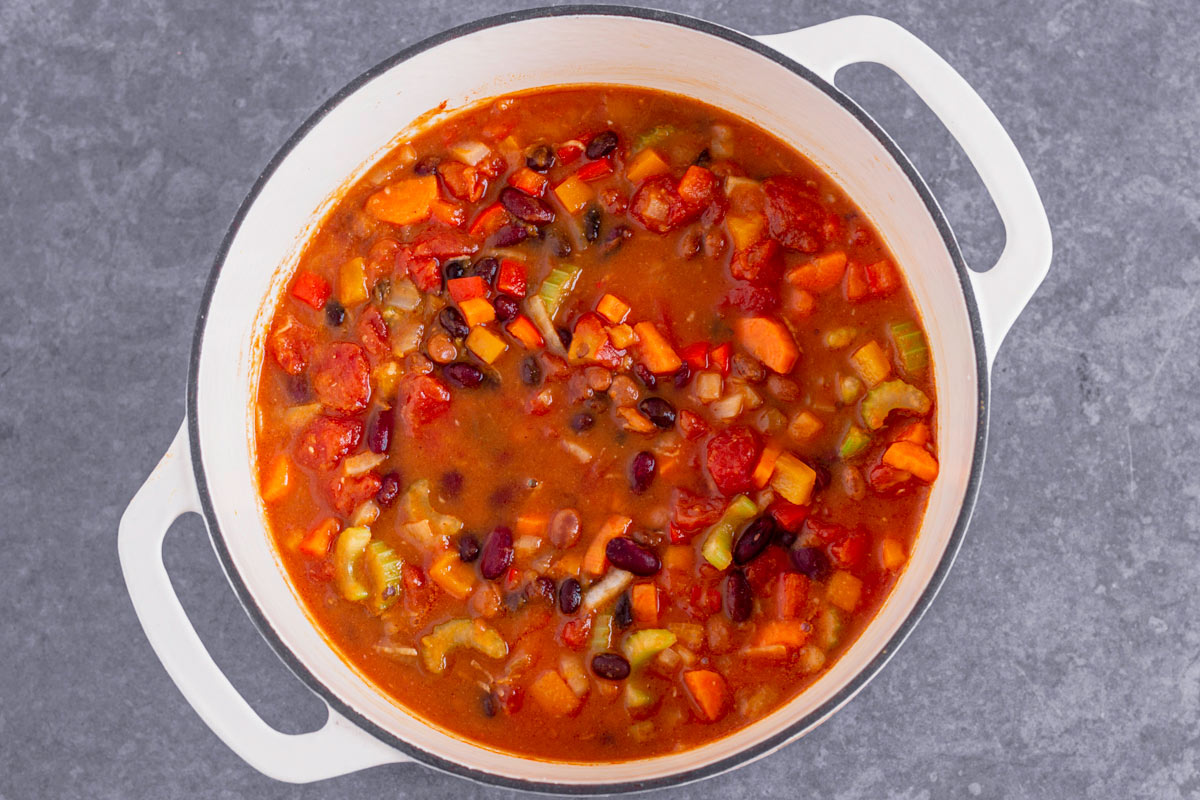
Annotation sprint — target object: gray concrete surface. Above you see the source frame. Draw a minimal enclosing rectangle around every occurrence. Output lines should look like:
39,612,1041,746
2,0,1197,797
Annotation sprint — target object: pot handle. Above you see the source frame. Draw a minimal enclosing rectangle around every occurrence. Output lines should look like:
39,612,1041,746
118,421,409,782
756,16,1052,366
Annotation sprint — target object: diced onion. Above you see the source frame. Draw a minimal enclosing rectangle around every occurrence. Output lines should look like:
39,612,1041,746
450,140,491,166
343,451,387,476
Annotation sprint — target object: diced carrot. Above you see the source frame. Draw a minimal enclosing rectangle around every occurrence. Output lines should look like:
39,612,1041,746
507,166,548,196
616,406,656,434
465,326,507,364
845,261,870,302
496,259,527,297
529,670,582,716
506,315,545,349
753,620,810,650
515,514,548,538
430,551,476,600
896,422,931,446
785,288,816,320
261,454,291,502
677,166,717,205
786,251,848,292
553,175,593,215
583,515,632,575
880,538,907,570
596,293,630,324
866,259,900,296
708,342,732,375
338,257,368,306
447,276,488,304
632,584,659,626
683,669,728,722
430,198,466,228
608,323,636,349
458,297,496,328
290,271,331,310
467,202,510,237
882,441,939,482
625,148,671,183
751,442,782,489
633,322,683,374
299,518,340,558
733,317,799,374
568,312,618,367
576,159,614,182
776,573,809,619
826,571,863,611
364,176,438,226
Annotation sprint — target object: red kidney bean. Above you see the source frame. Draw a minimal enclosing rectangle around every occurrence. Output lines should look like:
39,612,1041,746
633,363,656,389
480,692,497,717
629,451,656,494
480,527,513,580
375,472,401,507
529,576,556,604
725,568,753,622
367,408,393,454
638,397,676,429
558,577,582,614
458,534,480,563
673,362,692,388
586,130,618,159
733,516,777,565
605,537,661,576
439,306,470,338
444,362,484,388
601,225,632,256
493,294,520,322
324,300,345,326
614,591,633,629
791,546,830,579
570,412,595,432
499,188,555,225
591,652,631,681
548,508,582,548
491,223,529,247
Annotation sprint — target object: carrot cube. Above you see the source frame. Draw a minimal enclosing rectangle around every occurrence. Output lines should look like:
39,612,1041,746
631,584,659,626
607,323,637,349
882,441,939,482
465,326,507,363
430,551,476,600
880,538,907,570
596,293,630,324
529,670,582,716
786,251,848,293
683,669,728,722
633,322,682,374
751,443,781,489
261,454,291,502
826,571,863,611
625,148,670,183
506,315,545,349
733,316,799,374
726,214,766,251
458,297,496,328
364,176,438,226
299,518,340,558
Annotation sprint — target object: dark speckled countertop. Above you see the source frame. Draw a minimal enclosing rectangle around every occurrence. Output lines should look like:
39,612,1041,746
2,1,1197,797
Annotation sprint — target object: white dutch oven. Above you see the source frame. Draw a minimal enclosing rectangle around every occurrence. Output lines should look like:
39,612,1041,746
119,8,1051,792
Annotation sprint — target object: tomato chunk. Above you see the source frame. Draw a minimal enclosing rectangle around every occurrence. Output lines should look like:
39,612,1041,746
705,426,761,496
400,373,451,430
269,316,316,375
730,239,783,285
311,342,371,413
329,471,383,515
630,174,694,234
671,489,725,533
295,416,363,470
763,176,830,253
355,306,390,357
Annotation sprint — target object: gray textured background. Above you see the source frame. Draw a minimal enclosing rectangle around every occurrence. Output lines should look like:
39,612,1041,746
2,0,1196,797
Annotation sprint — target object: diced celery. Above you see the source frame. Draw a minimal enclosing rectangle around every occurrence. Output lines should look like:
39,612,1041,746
700,495,758,570
860,379,932,430
525,296,566,356
537,265,581,318
814,607,844,649
590,613,614,652
333,526,372,603
420,618,508,674
622,629,678,669
839,425,872,460
364,540,404,613
890,321,929,373
632,124,677,152
625,681,656,710
400,479,463,538
823,327,857,349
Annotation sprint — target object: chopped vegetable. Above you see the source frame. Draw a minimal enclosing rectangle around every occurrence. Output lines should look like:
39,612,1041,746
838,375,865,405
608,323,637,349
849,340,892,387
787,410,823,442
700,495,758,570
890,321,929,373
507,166,548,197
823,327,857,349
814,607,844,649
625,681,656,710
364,176,438,226
726,214,766,251
584,515,632,575
466,326,507,363
261,454,291,502
529,669,583,716
632,124,676,152
342,451,386,476
290,271,331,310
576,159,614,182
553,175,594,214
420,618,508,673
590,613,614,651
299,517,340,558
633,322,682,374
596,293,631,324
364,541,404,612
753,619,810,649
860,379,932,430
683,669,728,721
733,317,799,374
882,441,939,482
338,257,369,306
839,425,872,459
525,296,566,356
447,276,488,304
880,538,907,570
622,629,677,669
400,480,463,538
826,571,863,611
538,265,582,318
583,568,634,610
496,259,528,297
786,251,847,292
468,202,509,237
631,584,660,626
333,526,372,602
458,296,496,328
751,443,781,489
429,550,476,599
625,148,671,183
768,452,817,506
506,315,545,349
693,371,723,404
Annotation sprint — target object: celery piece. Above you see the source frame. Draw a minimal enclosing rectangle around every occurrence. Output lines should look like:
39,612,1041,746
537,265,581,319
400,479,463,538
860,379,932,431
420,618,508,674
525,295,567,356
700,495,758,570
364,540,404,613
890,321,929,374
622,629,678,669
625,680,657,709
590,613,614,652
333,526,373,603
813,607,844,650
839,425,872,460
632,124,677,153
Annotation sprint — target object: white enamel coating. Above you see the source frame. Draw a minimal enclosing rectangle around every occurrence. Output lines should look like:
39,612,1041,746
120,12,1049,789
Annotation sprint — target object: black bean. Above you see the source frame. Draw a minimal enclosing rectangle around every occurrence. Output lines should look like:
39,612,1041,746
556,326,572,350
499,187,555,225
520,356,542,386
414,155,440,176
672,362,692,388
601,225,632,256
693,148,712,167
458,534,481,563
467,256,499,285
441,469,464,497
558,577,582,614
811,460,832,491
530,576,557,604
586,130,618,159
638,397,676,429
545,230,572,258
324,300,345,326
493,294,520,322
376,472,401,507
633,363,656,389
444,362,485,388
605,536,661,576
439,306,470,338
774,526,798,549
791,547,830,579
583,207,601,243
591,652,631,681
367,408,394,454
629,451,656,494
525,144,555,172
443,258,468,282
733,516,777,565
614,592,633,629
725,568,753,622
480,527,514,580
570,412,595,432
480,692,496,718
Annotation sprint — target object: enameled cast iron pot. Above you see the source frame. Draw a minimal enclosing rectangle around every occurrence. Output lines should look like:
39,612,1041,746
119,7,1051,792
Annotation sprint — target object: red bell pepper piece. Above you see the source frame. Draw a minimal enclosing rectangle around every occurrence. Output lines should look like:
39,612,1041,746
468,202,510,238
447,276,487,304
556,142,583,165
495,259,528,297
575,159,614,182
290,271,331,310
708,342,732,375
678,342,709,371
768,499,810,532
506,167,549,197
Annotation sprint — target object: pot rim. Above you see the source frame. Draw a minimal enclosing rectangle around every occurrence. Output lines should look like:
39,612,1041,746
185,4,990,793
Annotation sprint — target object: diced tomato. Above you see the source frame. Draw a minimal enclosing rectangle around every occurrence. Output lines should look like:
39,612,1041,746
730,239,783,285
406,255,441,293
830,532,869,569
671,489,725,533
504,567,522,592
268,316,315,375
763,176,831,253
400,373,451,431
355,306,390,357
402,563,436,620
560,615,592,650
290,271,331,310
295,416,363,470
868,463,913,495
678,409,710,440
365,238,402,278
438,160,487,202
708,342,732,376
476,152,508,179
408,228,479,260
576,159,614,182
507,167,548,197
705,426,761,496
630,174,696,234
468,202,510,239
678,342,709,371
722,282,780,313
311,342,371,413
845,261,870,302
744,548,789,594
447,276,488,304
556,142,583,165
329,471,383,516
678,165,720,207
805,518,849,544
687,582,723,618
568,312,621,368
768,499,810,532
776,573,810,619
496,259,527,297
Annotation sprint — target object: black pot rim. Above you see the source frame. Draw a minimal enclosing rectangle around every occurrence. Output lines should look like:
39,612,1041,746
186,5,990,794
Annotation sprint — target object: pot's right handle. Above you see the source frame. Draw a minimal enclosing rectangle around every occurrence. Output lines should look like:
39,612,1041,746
118,421,410,782
757,16,1052,366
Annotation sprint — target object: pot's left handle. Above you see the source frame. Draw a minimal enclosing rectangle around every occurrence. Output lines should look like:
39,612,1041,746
118,421,410,783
